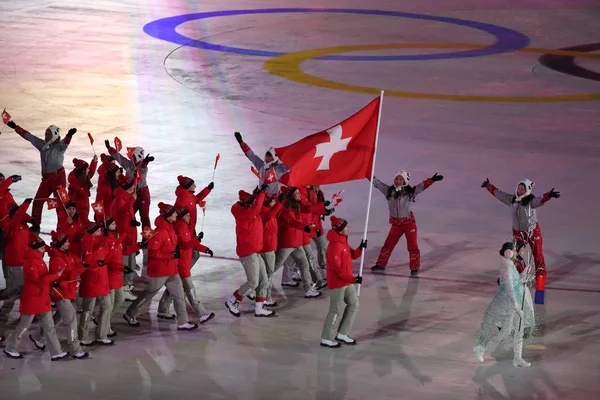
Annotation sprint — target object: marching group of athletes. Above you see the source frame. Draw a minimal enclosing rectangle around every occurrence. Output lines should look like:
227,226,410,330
0,119,560,366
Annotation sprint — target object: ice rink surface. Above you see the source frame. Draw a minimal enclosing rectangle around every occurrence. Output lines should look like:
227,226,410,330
1,0,599,398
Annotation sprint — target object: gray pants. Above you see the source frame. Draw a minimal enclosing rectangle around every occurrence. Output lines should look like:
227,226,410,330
275,247,313,292
0,266,24,327
236,254,268,300
312,235,328,270
191,249,200,270
79,295,113,341
158,276,208,318
125,275,189,325
109,287,125,331
6,312,63,356
303,244,324,283
260,252,276,301
321,285,359,341
281,256,298,283
35,299,82,353
122,254,136,286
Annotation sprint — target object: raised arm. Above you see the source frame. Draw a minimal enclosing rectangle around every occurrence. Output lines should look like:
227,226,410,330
59,128,76,152
14,125,46,150
372,177,390,196
482,178,514,206
531,188,560,209
87,155,98,179
234,132,265,170
105,141,134,170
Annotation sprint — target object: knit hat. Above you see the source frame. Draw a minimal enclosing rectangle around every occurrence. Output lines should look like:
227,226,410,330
29,236,46,250
515,178,534,201
105,216,115,227
499,242,515,259
100,153,113,163
394,170,410,188
72,158,89,170
158,202,176,218
118,174,134,190
7,204,19,217
239,190,252,202
286,187,299,199
65,200,77,209
86,221,102,234
330,216,348,232
176,207,189,218
177,175,194,189
105,163,120,175
50,230,68,248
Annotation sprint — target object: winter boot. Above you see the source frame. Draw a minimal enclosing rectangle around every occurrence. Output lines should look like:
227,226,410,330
199,312,215,324
29,334,45,351
304,287,323,299
254,302,276,317
51,352,69,361
320,339,341,348
335,333,356,345
371,265,385,272
512,333,531,367
177,322,199,331
225,296,241,317
72,351,90,359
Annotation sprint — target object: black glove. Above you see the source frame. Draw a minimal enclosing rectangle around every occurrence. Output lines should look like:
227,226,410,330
119,167,124,174
29,224,40,235
130,219,141,227
278,192,286,202
97,260,105,266
253,185,261,195
481,178,490,188
359,239,367,249
355,276,363,284
52,281,60,288
197,231,204,241
260,183,268,192
316,229,322,237
25,197,33,204
10,175,22,183
431,173,444,182
66,128,77,137
205,248,213,257
105,139,111,150
207,182,214,191
174,245,181,259
137,240,148,249
124,266,134,274
234,131,243,143
323,200,331,207
82,263,89,269
548,188,560,199
143,154,154,163
324,208,334,216
303,225,312,233
6,120,16,129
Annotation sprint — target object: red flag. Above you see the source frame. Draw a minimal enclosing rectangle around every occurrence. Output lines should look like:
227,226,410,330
91,201,104,216
251,166,260,179
332,189,344,200
275,97,380,186
114,137,122,152
264,169,277,184
214,153,220,170
46,198,59,210
141,226,155,240
56,188,70,203
126,147,136,160
1,108,11,125
333,198,343,207
87,132,94,145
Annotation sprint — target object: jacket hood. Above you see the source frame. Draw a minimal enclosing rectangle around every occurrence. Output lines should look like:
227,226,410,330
154,215,171,229
175,186,192,198
25,246,44,260
326,229,347,243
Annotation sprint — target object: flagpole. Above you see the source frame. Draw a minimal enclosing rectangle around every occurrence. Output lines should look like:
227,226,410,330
357,90,384,297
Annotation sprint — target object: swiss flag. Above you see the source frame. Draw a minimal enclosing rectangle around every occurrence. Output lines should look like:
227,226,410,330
250,166,260,179
47,198,59,210
141,226,155,240
126,147,136,160
92,201,104,216
264,168,277,184
276,97,380,187
56,188,70,203
1,108,11,125
114,137,122,152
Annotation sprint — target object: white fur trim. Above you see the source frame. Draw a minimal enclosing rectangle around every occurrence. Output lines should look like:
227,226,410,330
514,178,534,202
265,147,279,166
393,170,409,189
41,125,61,150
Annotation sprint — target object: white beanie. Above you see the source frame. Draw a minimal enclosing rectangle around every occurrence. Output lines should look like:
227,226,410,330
515,178,534,201
393,170,410,188
42,125,60,150
265,147,279,166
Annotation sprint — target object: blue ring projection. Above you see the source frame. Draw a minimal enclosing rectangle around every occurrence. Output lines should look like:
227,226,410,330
143,8,531,61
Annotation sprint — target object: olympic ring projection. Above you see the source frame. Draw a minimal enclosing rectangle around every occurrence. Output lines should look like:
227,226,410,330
143,8,530,61
538,43,600,83
264,43,600,102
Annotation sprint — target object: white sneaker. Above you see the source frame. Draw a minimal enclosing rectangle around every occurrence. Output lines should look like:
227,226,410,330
51,352,69,361
177,322,199,331
474,345,485,363
3,348,23,359
157,312,176,320
254,302,276,317
513,358,531,368
320,339,341,348
335,333,356,345
281,281,300,287
72,351,90,359
225,296,241,317
80,340,94,346
316,280,327,290
199,312,215,324
29,334,45,350
123,288,137,302
95,339,115,346
304,288,323,298
122,313,140,327
292,271,302,282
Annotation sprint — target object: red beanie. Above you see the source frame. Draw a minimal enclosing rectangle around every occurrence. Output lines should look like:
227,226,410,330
100,153,113,163
29,236,46,250
176,207,190,218
86,222,102,234
105,163,119,175
105,216,115,227
50,230,68,248
65,200,77,209
158,202,176,218
73,158,89,170
177,175,194,189
239,190,252,202
330,216,348,232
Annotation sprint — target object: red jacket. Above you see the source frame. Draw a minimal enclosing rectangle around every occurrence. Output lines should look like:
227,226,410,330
79,233,110,298
276,202,307,249
147,216,179,277
326,229,362,289
174,186,211,235
259,201,282,253
3,201,32,266
0,178,17,231
57,208,85,259
105,231,140,289
231,191,265,257
110,187,138,247
67,158,98,223
20,248,59,315
298,187,314,246
95,182,115,219
48,247,86,301
173,219,208,279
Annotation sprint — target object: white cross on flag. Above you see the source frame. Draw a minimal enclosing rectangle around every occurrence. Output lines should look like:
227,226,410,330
46,198,59,210
141,226,155,240
1,108,10,125
92,201,104,216
275,96,381,186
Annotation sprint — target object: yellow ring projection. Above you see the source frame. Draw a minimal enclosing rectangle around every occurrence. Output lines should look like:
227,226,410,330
264,43,600,102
